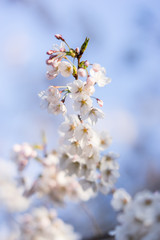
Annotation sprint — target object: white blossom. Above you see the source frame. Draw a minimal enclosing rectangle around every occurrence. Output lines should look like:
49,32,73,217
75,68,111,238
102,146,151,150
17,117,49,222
13,143,37,170
68,140,82,155
48,100,67,115
100,152,119,171
90,66,111,87
86,76,95,86
59,61,73,77
39,86,67,115
52,42,66,59
69,79,94,99
43,152,59,166
111,188,131,211
98,131,112,151
39,86,60,109
74,123,93,144
73,95,92,116
101,166,120,186
46,60,60,80
59,114,80,139
82,148,99,169
82,107,104,125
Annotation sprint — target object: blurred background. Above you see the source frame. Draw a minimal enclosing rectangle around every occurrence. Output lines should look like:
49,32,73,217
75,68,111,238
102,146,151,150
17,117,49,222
0,0,160,238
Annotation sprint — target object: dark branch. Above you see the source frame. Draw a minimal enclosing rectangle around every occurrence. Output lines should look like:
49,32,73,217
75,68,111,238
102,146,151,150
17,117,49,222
82,232,115,240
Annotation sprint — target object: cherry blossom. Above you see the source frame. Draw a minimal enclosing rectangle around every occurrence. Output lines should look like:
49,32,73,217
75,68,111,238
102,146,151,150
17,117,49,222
111,188,131,211
13,143,37,171
115,191,160,240
59,61,73,77
39,86,67,115
90,65,111,87
73,95,93,116
46,60,60,80
18,207,80,240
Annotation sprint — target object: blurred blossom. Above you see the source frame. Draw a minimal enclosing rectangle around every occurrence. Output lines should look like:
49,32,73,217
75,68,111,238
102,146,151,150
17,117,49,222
0,160,29,212
17,207,80,240
115,190,160,240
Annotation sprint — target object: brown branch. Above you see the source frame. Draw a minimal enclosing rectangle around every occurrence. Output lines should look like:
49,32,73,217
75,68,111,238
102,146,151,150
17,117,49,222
82,232,115,240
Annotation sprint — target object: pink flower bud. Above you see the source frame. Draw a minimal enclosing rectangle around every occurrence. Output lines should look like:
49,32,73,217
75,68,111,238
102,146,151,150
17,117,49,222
55,34,65,41
86,76,95,86
46,50,55,55
75,47,80,54
92,63,101,72
46,59,53,65
97,98,103,107
46,55,58,65
78,68,86,77
84,60,89,67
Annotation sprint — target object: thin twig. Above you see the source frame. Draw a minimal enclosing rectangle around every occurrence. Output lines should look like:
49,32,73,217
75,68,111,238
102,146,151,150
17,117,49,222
80,202,102,236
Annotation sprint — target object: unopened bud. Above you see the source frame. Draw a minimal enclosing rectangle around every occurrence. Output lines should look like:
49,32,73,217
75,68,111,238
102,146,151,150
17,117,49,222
75,47,80,54
46,59,54,65
69,49,76,57
85,60,89,67
97,98,103,107
55,34,65,41
46,50,55,55
86,76,95,86
46,54,58,64
78,68,86,78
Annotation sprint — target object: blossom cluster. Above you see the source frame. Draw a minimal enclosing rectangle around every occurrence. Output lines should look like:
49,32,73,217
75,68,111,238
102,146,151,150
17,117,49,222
39,34,119,195
13,143,37,171
12,146,94,205
113,190,160,240
18,207,80,240
9,207,80,240
0,161,29,212
35,153,95,203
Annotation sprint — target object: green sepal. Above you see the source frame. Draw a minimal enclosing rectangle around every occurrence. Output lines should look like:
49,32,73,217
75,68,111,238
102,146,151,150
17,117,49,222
73,65,77,75
72,65,78,79
80,37,90,56
78,61,87,69
66,49,76,58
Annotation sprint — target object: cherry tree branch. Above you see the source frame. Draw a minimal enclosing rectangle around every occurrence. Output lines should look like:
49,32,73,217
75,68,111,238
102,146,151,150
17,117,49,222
82,232,115,240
